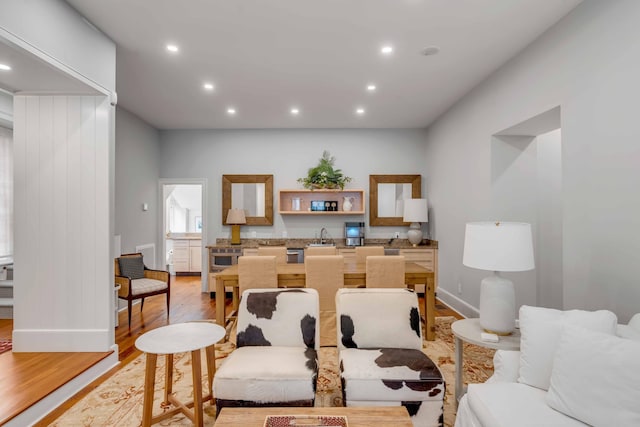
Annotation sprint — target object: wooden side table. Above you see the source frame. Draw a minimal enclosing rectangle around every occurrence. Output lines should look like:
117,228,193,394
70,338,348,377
135,322,225,427
451,318,520,404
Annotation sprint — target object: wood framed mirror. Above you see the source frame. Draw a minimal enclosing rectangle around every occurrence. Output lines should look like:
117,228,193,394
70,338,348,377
222,174,274,225
369,174,421,226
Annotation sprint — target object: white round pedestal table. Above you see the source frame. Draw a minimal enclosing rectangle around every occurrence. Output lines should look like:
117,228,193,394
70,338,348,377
451,318,521,405
135,322,225,427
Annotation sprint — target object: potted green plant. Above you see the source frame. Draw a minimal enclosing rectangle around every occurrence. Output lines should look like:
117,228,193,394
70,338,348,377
297,150,352,190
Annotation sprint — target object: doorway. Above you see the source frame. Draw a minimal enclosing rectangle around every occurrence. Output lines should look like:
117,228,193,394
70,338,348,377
160,180,207,291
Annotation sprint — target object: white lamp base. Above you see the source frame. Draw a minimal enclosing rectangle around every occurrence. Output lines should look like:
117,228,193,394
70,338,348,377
479,272,515,335
407,222,423,247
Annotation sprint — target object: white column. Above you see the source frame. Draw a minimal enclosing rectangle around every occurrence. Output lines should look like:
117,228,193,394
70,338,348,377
12,95,114,352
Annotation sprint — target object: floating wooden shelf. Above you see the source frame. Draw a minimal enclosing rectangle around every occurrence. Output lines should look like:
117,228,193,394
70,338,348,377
278,189,366,215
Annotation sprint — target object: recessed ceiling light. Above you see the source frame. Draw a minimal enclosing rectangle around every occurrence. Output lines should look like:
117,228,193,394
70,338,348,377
421,46,440,56
356,108,365,115
166,44,179,53
367,84,377,92
290,108,300,115
380,45,393,55
0,63,11,71
227,108,236,115
203,83,214,91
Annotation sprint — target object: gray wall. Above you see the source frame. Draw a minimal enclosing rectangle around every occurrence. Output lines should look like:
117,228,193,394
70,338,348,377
424,0,640,322
159,129,429,246
115,108,161,257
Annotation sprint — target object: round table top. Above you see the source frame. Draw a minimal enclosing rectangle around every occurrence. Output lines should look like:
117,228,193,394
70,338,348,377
135,322,225,355
451,318,521,351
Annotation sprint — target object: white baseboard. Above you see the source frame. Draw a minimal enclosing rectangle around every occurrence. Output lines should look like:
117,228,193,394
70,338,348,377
5,345,119,427
437,288,479,319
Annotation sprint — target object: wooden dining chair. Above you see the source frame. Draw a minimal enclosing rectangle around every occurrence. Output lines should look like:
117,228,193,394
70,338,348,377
226,255,278,339
305,255,344,346
365,255,405,288
355,246,385,264
257,246,288,264
238,255,278,296
305,246,337,256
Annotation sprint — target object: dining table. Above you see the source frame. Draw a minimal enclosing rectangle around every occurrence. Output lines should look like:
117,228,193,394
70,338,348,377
212,261,436,341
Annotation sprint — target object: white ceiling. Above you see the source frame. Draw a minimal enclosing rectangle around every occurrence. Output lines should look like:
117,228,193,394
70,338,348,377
7,1,582,130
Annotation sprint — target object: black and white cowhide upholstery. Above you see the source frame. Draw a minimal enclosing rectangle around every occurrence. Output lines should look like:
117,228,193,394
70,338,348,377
336,288,445,427
213,288,319,414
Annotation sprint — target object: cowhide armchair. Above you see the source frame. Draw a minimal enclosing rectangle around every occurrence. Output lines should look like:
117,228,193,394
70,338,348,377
213,288,320,414
336,288,445,427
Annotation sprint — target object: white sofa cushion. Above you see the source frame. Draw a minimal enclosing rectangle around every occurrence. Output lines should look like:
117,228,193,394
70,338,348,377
518,305,617,390
485,350,520,384
213,346,317,402
617,322,640,340
465,383,586,427
546,325,640,427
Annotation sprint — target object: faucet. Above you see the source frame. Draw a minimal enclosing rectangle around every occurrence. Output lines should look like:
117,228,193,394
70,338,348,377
320,227,328,244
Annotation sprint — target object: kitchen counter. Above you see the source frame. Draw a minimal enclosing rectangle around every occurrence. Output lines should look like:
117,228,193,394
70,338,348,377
167,233,202,240
208,238,438,249
207,237,439,298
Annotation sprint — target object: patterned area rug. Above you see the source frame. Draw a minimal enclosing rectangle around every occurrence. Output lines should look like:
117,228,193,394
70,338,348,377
50,317,494,427
0,339,11,355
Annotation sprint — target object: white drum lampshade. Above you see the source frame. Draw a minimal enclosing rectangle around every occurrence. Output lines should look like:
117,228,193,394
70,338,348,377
403,198,428,247
463,222,534,335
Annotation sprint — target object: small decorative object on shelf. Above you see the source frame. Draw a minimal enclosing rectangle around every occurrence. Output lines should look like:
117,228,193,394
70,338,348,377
297,150,352,190
343,196,354,212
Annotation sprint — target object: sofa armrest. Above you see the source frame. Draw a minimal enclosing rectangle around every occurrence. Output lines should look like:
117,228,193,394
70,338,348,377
486,350,520,383
628,313,640,332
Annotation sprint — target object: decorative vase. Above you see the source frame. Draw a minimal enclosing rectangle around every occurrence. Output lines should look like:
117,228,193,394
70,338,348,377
343,196,354,212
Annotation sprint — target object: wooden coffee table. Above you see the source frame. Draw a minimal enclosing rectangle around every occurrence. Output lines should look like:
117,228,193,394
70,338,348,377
213,407,413,426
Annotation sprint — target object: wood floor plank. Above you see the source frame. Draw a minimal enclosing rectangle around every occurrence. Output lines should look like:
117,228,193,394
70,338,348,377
0,351,112,425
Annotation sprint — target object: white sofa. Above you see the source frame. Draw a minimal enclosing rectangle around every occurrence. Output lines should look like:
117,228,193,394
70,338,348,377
455,307,640,427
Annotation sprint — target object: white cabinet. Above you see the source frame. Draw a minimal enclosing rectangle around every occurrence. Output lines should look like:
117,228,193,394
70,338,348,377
172,240,190,272
172,239,202,273
189,239,202,272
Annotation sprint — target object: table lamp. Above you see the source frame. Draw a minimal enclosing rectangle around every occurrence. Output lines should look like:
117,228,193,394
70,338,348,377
403,198,428,246
226,208,246,245
462,221,534,335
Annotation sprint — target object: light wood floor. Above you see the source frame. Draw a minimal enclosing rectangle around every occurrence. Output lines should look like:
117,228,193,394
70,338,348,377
0,276,461,425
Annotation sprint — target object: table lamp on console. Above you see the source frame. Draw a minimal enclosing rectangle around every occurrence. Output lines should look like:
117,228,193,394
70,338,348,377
226,208,246,245
403,198,429,247
462,221,535,335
